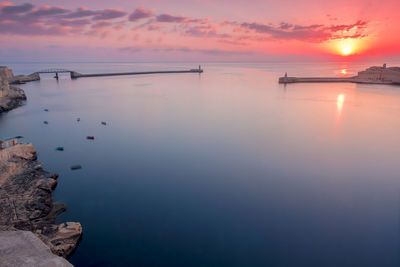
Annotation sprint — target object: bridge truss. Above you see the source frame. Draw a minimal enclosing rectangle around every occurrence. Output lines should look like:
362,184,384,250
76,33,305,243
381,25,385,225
35,68,73,74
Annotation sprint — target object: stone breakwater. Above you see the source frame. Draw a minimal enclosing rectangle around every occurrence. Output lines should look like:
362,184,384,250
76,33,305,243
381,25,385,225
0,143,82,258
0,66,27,113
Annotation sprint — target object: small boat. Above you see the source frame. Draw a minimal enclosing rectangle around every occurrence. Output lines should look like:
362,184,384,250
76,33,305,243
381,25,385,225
101,121,107,125
77,118,81,122
44,109,49,112
70,165,82,170
86,136,95,140
43,121,48,125
56,147,64,151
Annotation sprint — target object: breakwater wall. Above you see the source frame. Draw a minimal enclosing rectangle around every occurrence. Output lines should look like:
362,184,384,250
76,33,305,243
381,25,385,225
279,76,356,84
71,69,203,79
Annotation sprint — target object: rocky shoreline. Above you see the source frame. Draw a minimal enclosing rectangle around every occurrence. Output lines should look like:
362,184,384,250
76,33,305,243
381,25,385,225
0,143,82,258
0,67,27,113
0,66,81,265
0,86,26,113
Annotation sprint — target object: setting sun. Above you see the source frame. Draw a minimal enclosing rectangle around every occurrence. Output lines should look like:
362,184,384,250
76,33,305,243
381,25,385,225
333,38,362,57
342,46,352,55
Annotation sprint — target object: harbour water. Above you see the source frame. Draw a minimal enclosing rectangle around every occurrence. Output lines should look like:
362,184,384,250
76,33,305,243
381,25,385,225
1,62,400,266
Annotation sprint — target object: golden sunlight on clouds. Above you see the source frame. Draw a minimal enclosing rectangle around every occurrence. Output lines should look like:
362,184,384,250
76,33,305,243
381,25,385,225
335,38,366,56
338,39,356,56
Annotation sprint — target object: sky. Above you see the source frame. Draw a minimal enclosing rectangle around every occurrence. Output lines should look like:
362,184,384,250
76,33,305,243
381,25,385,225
0,0,399,62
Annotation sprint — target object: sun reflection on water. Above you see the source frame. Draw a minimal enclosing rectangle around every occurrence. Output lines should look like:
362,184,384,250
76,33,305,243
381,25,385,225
334,93,346,137
337,94,345,114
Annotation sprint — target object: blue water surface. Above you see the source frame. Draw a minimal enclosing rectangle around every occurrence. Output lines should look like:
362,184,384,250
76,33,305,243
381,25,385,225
1,62,400,266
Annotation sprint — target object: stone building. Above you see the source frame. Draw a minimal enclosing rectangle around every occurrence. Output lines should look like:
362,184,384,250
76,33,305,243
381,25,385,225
0,137,20,149
356,64,400,84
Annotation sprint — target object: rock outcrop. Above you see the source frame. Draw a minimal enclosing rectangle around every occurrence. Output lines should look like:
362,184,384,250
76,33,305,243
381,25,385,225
0,66,40,84
0,66,14,81
0,230,73,267
0,143,82,258
10,73,40,84
0,66,27,113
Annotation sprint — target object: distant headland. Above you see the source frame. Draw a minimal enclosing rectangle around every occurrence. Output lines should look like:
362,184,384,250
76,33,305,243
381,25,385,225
279,64,400,85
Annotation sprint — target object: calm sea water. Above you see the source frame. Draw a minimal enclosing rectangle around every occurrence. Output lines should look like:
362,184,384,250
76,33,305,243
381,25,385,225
2,62,400,266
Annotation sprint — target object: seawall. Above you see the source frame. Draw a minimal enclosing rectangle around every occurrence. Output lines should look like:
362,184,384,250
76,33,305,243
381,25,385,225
279,76,356,84
71,69,203,78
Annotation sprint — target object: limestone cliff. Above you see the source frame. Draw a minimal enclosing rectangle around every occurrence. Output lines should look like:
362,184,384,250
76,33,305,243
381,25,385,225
0,66,26,113
0,66,14,80
0,144,82,258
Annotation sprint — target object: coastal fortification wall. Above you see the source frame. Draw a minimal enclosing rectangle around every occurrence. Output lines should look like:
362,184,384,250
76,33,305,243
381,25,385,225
356,66,400,84
279,64,400,85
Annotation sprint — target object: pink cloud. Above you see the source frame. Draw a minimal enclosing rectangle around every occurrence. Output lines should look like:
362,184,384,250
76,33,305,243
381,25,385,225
156,14,186,23
239,20,368,42
129,7,153,22
0,0,384,59
92,9,126,20
1,2,33,13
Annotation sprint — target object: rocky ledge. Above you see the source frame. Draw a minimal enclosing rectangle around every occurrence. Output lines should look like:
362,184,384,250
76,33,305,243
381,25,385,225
0,66,27,113
0,143,82,258
0,85,26,113
0,231,73,267
10,73,40,84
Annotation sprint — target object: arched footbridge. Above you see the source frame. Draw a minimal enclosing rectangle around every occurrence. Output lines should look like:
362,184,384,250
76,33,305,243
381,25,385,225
33,69,82,79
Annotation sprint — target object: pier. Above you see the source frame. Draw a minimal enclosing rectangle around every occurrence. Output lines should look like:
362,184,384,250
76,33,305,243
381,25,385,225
9,66,204,84
32,66,203,80
70,68,203,79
